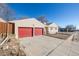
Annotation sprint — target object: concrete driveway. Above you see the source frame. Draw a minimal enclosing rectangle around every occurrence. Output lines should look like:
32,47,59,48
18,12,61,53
20,35,64,56
20,35,79,56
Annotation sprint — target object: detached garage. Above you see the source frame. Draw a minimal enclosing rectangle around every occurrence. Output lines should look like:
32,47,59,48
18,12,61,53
9,18,45,39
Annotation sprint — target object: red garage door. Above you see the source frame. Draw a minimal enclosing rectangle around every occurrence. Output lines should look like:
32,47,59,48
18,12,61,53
18,27,33,38
35,28,43,36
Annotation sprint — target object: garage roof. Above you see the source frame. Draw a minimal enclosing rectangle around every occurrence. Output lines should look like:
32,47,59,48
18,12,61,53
9,18,46,27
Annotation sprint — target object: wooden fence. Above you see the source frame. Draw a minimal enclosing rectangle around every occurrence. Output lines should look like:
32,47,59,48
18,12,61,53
0,22,15,34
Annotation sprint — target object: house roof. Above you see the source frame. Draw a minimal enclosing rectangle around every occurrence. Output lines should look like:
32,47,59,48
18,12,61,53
48,23,58,27
0,18,6,23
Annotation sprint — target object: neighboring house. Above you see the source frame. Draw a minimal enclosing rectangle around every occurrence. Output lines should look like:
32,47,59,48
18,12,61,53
45,23,59,34
9,18,46,39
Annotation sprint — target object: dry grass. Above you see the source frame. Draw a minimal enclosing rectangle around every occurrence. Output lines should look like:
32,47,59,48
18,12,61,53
46,32,73,40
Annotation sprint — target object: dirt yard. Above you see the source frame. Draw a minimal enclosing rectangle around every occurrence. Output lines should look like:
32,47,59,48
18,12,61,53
0,34,26,56
45,32,73,40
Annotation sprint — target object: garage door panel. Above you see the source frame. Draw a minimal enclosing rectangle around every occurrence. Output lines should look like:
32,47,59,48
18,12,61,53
18,28,26,37
26,28,33,37
35,28,43,36
18,27,33,38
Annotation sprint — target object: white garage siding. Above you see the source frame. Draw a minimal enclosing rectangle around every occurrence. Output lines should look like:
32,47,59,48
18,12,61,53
9,18,46,39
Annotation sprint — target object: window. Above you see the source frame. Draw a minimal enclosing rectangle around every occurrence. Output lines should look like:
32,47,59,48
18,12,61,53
50,27,53,30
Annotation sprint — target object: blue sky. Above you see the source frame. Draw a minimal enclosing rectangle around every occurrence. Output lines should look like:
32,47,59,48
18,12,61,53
8,3,79,29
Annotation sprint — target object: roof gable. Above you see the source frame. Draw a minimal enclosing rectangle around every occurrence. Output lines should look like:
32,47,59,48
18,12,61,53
49,23,58,27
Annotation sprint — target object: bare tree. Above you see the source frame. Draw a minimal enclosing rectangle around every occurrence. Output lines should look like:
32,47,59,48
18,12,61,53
37,16,48,24
37,16,52,25
65,25,76,32
0,3,15,21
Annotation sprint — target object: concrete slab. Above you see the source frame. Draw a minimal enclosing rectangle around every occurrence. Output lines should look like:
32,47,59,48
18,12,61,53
69,50,79,56
48,42,70,56
20,36,64,56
